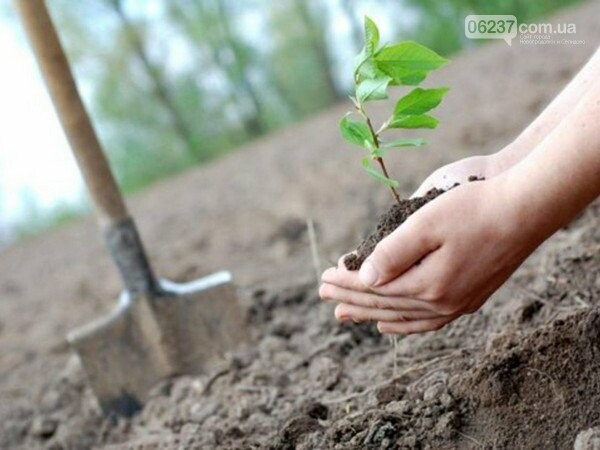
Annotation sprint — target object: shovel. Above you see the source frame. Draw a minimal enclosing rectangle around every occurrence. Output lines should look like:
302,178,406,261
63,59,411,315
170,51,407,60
15,0,246,417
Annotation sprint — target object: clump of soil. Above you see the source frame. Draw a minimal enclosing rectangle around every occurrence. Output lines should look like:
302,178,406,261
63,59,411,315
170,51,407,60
456,309,600,449
345,176,483,271
343,188,446,270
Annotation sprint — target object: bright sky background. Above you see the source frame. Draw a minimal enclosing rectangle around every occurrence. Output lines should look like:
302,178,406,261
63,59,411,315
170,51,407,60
0,17,84,233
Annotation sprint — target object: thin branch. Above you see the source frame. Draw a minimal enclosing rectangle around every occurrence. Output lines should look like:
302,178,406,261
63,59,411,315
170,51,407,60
357,105,401,204
457,431,484,448
306,218,322,285
201,367,230,395
375,157,400,203
107,0,198,159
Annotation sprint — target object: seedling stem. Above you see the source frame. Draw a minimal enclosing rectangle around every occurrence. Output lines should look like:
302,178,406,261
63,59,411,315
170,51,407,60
339,17,450,203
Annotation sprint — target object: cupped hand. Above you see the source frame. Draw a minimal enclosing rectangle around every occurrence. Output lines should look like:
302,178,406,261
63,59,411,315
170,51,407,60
411,153,502,197
320,174,542,335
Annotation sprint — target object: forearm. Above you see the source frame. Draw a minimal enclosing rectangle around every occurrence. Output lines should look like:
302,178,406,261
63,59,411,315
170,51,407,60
495,46,600,172
506,77,600,241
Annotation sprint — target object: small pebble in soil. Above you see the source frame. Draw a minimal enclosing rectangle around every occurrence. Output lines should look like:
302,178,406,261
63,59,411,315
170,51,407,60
30,416,58,439
385,399,412,414
364,420,397,446
574,427,600,450
423,383,447,402
434,412,460,439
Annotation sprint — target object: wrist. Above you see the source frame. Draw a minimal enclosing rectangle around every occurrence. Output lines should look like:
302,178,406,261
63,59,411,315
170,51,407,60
497,163,565,246
490,141,530,176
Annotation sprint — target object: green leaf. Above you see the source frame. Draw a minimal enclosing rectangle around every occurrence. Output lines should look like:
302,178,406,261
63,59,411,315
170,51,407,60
376,41,449,71
395,71,427,86
394,88,449,116
339,115,374,147
355,56,388,83
362,157,399,187
375,42,448,84
387,88,447,130
356,77,392,103
381,138,427,148
353,17,383,82
363,139,384,157
389,114,439,129
364,16,380,55
353,48,370,78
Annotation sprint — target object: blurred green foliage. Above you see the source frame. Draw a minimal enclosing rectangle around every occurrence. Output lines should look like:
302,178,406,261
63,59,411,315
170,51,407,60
403,0,585,55
6,0,584,242
48,0,583,195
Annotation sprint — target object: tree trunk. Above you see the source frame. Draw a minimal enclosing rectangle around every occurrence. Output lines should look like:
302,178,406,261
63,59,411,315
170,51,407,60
293,0,340,102
107,0,199,160
213,0,266,136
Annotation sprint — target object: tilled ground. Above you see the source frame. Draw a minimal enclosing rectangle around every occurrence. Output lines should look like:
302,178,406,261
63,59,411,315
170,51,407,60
0,3,599,449
10,201,600,450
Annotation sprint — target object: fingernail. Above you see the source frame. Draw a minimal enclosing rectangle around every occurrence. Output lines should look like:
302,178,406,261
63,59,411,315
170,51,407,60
359,260,379,286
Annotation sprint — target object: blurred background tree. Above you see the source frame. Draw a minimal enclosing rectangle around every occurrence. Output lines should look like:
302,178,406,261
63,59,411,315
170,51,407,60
47,0,587,193
0,0,584,247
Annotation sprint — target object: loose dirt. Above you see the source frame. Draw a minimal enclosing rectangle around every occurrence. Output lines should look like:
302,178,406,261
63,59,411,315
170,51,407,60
344,187,447,271
344,175,484,271
0,3,599,449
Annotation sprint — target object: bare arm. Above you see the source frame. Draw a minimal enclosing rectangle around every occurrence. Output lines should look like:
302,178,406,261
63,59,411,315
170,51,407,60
413,46,600,196
321,76,600,335
506,77,600,235
497,46,600,171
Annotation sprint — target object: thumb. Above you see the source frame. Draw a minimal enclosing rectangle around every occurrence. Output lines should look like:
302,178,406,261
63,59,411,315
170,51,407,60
359,215,439,287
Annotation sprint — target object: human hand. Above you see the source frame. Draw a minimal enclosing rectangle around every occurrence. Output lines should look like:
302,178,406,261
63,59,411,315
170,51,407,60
320,51,600,335
411,155,494,197
320,174,545,334
412,47,600,197
411,147,520,197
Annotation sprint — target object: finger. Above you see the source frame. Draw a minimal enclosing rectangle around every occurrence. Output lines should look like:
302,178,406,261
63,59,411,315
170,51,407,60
373,263,428,297
375,246,443,297
359,214,441,288
319,283,433,312
334,303,441,323
321,266,369,292
377,315,457,335
323,252,440,299
337,252,355,268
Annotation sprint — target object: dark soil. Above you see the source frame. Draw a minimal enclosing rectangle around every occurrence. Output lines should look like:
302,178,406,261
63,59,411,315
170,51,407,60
457,310,600,449
4,200,595,449
1,8,599,448
455,206,600,448
344,176,484,271
344,188,447,270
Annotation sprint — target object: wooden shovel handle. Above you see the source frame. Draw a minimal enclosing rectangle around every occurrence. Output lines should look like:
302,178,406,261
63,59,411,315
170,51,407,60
14,0,128,225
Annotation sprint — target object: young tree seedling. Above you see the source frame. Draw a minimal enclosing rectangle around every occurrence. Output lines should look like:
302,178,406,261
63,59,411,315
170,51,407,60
340,17,450,203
